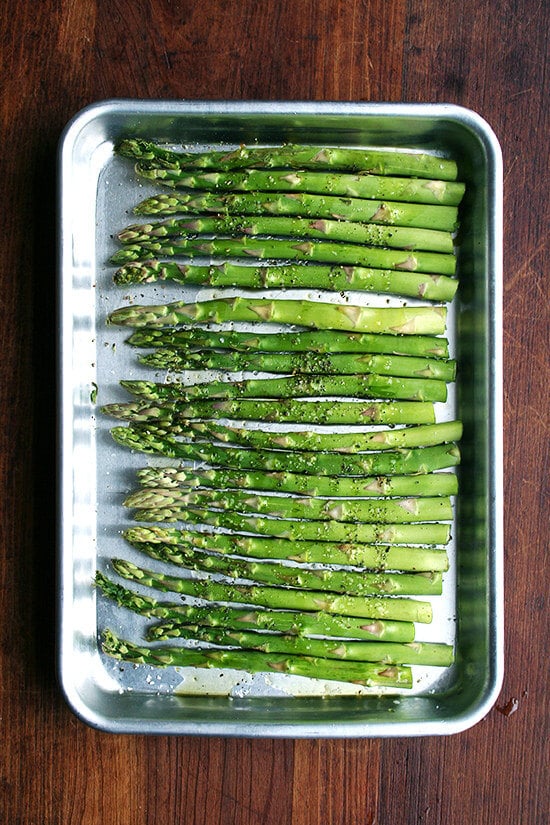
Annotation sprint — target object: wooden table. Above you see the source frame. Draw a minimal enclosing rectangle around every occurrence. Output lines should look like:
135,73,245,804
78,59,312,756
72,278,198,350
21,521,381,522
1,2,548,822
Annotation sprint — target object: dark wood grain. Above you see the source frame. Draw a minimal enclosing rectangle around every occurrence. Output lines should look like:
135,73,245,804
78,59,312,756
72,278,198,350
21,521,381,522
378,4,550,823
1,1,548,823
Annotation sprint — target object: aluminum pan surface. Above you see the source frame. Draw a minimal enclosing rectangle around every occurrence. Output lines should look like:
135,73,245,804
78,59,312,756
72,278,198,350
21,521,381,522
58,100,503,736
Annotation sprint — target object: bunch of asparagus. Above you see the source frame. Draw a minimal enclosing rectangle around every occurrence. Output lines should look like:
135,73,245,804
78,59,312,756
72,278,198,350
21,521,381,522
109,138,464,302
98,140,463,690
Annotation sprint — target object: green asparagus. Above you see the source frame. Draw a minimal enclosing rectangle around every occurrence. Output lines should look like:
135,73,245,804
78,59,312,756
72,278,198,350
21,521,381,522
132,168,465,206
123,525,450,571
116,139,459,179
98,137,463,690
95,572,416,641
183,420,462,453
102,398,437,426
107,297,448,334
119,373,448,403
125,326,450,359
125,485,453,525
117,215,454,254
110,558,434,622
114,260,458,302
110,425,462,475
137,348,457,381
101,629,413,687
130,190,459,230
146,621,454,667
127,540,443,596
135,465,457,501
110,234,457,274
134,504,451,545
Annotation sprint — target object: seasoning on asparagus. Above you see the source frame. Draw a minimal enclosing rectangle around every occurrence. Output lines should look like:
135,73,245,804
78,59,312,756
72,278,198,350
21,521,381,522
125,484,453,526
131,168,465,206
146,621,454,667
95,572,417,641
130,190,459,230
114,260,458,302
117,215,454,255
110,425,462,476
177,420,463,453
110,234,457,274
126,539,444,596
135,465,457,502
98,137,464,689
109,558,434,622
118,373,448,403
115,139,459,180
135,504,451,545
136,348,457,381
102,398,437,426
123,525,450,571
125,327,450,359
101,629,413,688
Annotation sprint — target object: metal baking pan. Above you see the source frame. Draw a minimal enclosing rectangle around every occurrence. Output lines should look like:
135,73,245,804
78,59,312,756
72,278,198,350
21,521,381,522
57,100,503,736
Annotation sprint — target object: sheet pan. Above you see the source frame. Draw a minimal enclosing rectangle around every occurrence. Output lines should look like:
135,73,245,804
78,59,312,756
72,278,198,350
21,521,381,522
57,100,503,735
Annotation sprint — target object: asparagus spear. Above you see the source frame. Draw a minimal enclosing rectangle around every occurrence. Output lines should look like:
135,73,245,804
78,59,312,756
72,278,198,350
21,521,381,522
126,540,443,596
110,425,462,475
133,504,451,545
183,420,463,453
110,234,457,274
146,621,454,667
124,525,450,572
125,483,453,525
116,139,459,179
135,465,458,502
114,260,458,302
132,168,465,206
126,326,450,359
107,297,448,334
130,190,459,231
117,215,454,254
119,373,448,403
102,398,437,426
110,558,434,622
95,572,416,641
101,629,413,688
137,348,457,381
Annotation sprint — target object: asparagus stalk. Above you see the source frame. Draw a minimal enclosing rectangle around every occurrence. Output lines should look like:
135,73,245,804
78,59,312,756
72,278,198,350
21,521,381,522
101,629,413,687
95,572,416,641
127,540,444,596
126,480,453,523
137,348,457,381
110,558,434,622
132,168,465,206
110,234,457,275
134,504,451,545
127,490,453,526
125,327,450,359
117,215,454,254
102,398,437,426
107,297,448,334
124,525,450,572
146,621,454,667
119,373,448,403
135,465,458,502
183,420,463,453
114,260,458,302
110,425,462,475
130,190,459,231
116,139,459,180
